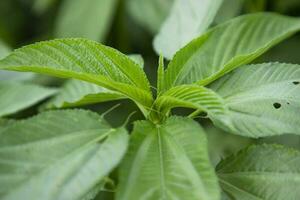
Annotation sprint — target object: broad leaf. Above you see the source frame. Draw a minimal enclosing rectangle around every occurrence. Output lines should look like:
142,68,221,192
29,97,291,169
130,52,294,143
127,0,173,33
43,79,125,109
43,54,144,109
210,63,300,137
0,38,153,113
164,13,300,91
217,144,300,200
0,110,128,200
117,117,220,200
154,0,223,59
154,85,231,127
55,0,118,41
0,82,56,117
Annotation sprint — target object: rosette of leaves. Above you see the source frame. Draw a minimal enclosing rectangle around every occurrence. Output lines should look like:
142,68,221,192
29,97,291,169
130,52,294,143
0,6,300,200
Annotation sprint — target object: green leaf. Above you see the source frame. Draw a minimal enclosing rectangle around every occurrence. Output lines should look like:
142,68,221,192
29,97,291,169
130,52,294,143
0,38,153,113
0,39,34,81
211,63,300,137
214,0,244,24
128,54,144,68
55,0,118,41
43,79,125,109
127,0,173,33
154,85,232,127
216,144,300,200
164,13,300,90
43,54,144,109
0,82,56,117
117,116,220,200
0,109,128,200
154,0,223,59
0,119,15,133
157,55,165,95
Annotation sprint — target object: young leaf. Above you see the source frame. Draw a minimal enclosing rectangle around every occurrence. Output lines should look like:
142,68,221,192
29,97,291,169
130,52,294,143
210,63,300,137
43,79,125,109
117,117,220,200
43,54,144,109
154,0,223,59
217,144,300,200
156,55,165,95
154,85,232,127
0,38,153,111
55,0,118,41
127,0,173,33
0,110,128,200
164,13,300,90
0,82,56,117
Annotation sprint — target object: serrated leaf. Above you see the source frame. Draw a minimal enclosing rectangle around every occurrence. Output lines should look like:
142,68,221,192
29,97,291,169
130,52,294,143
216,144,300,200
128,54,144,68
43,54,144,109
0,39,34,81
0,38,153,113
154,0,223,59
157,55,165,95
0,110,128,200
164,13,300,90
210,63,300,138
154,85,231,127
127,0,173,33
0,82,56,117
55,0,118,41
117,117,220,200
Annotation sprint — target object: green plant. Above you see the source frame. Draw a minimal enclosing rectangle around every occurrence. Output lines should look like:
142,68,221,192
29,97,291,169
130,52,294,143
0,9,300,200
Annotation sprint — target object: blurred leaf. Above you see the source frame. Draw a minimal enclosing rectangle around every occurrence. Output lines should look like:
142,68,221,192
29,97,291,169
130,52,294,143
259,134,300,151
0,110,128,200
211,63,300,138
117,117,220,200
127,0,173,34
217,144,300,200
55,0,118,41
154,0,223,59
43,79,125,109
33,0,58,14
164,13,300,90
215,0,244,24
0,38,153,114
0,82,56,117
204,124,253,166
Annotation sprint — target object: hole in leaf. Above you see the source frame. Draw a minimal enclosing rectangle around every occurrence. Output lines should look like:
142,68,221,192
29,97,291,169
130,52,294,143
293,81,299,85
287,102,290,105
273,103,281,109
